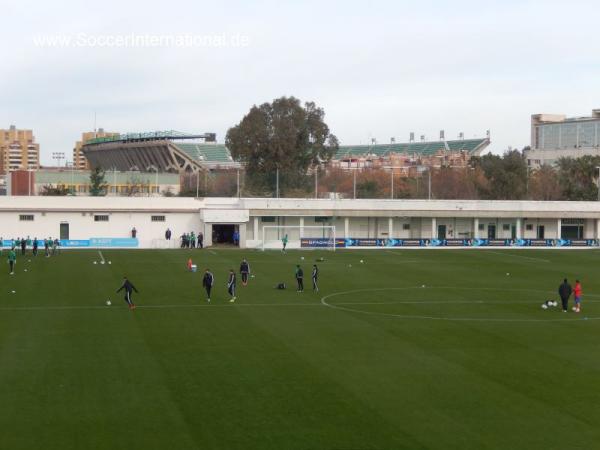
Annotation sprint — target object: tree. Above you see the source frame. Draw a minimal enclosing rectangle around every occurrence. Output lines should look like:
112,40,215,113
528,165,562,200
471,150,527,199
89,167,108,196
39,184,70,196
556,156,600,201
431,167,479,199
226,96,339,195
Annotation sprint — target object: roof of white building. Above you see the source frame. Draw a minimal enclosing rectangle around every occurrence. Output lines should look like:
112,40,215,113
1,197,600,218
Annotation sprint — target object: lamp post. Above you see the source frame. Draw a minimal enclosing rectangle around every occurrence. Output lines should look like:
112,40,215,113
314,166,318,199
428,168,432,200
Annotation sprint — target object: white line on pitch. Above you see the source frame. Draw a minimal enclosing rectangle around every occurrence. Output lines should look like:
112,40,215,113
98,251,105,263
483,250,550,263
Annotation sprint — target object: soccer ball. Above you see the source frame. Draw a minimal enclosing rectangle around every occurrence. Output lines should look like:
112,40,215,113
108,261,112,265
541,304,548,310
301,256,304,260
422,285,426,288
572,307,577,312
506,273,510,276
93,261,97,265
553,301,558,307
100,261,105,265
360,260,364,263
348,264,352,268
106,300,111,306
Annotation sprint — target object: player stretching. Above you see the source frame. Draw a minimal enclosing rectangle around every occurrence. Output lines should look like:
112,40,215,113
574,279,583,313
312,264,319,292
227,269,237,302
8,248,16,275
295,265,304,292
203,269,214,303
116,276,139,310
240,258,250,286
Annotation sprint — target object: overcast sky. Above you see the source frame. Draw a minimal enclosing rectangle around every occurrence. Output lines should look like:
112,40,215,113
1,0,599,165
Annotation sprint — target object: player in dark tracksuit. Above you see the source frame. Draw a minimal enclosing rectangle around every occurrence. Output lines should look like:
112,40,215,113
558,278,572,313
203,269,214,303
227,270,236,302
295,265,304,292
32,238,38,256
116,277,139,309
312,264,319,292
240,259,250,286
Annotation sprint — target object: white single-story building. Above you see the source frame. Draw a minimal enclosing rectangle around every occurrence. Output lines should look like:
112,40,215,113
1,197,600,249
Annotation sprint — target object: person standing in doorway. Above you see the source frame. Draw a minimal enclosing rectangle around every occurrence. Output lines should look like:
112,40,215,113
165,228,172,240
558,278,572,313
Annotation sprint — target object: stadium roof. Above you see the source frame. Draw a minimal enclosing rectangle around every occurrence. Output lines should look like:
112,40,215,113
86,130,216,145
334,138,490,159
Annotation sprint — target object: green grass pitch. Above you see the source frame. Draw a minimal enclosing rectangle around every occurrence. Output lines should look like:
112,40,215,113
1,248,600,450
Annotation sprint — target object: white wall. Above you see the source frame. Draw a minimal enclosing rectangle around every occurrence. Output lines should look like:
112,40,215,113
0,211,201,248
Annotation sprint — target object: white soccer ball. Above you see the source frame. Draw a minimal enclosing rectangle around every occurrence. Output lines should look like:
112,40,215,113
553,301,558,307
572,307,577,312
301,256,304,260
100,261,105,265
348,264,352,268
11,290,15,294
360,260,364,263
24,269,27,272
108,261,111,265
93,261,97,265
541,304,548,310
422,285,426,288
506,273,510,276
251,274,255,278
106,300,111,306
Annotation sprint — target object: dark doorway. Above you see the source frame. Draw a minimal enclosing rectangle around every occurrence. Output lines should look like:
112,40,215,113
537,225,545,239
60,223,69,240
437,224,446,240
212,224,235,245
488,224,496,239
